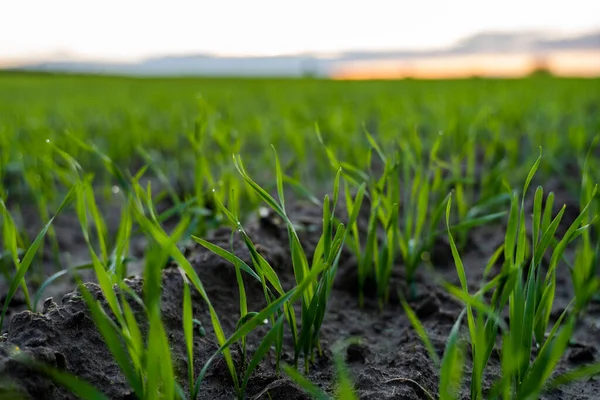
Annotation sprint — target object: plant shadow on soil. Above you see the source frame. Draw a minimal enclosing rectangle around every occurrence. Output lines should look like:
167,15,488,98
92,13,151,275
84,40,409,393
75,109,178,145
1,185,599,400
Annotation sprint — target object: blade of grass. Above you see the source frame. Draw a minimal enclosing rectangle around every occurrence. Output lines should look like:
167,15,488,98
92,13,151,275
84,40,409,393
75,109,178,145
0,186,76,331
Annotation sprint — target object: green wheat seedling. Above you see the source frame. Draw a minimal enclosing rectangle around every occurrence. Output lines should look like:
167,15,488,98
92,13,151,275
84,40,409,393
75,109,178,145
231,147,340,372
1,200,32,311
194,184,291,394
318,128,418,305
56,175,237,399
28,147,149,313
324,128,504,305
22,141,62,265
194,189,275,365
50,144,136,279
70,177,181,398
128,178,236,397
438,125,511,250
127,177,289,399
401,153,599,399
34,172,219,400
193,256,328,399
2,177,154,399
372,132,450,300
443,153,599,399
570,134,600,313
0,186,76,331
194,149,365,380
186,97,265,226
67,240,188,400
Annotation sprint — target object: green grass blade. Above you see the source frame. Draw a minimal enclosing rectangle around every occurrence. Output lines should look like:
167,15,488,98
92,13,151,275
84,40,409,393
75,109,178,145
439,310,465,400
534,205,566,267
33,363,109,400
548,362,600,389
0,185,76,331
33,263,94,312
541,192,555,234
400,293,440,366
519,317,575,399
282,364,330,400
365,130,387,164
443,283,508,332
446,194,467,292
333,351,359,400
272,145,286,210
446,211,507,235
76,282,144,395
191,236,262,283
133,203,239,392
120,299,143,374
0,202,31,310
522,149,542,205
233,154,286,219
532,186,543,247
504,190,519,268
183,281,195,396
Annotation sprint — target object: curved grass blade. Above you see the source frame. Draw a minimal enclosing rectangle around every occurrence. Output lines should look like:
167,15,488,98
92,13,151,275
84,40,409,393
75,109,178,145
548,362,600,389
439,310,466,400
282,363,330,400
400,291,440,366
191,237,262,283
34,363,109,400
76,281,144,396
183,281,195,397
0,186,76,331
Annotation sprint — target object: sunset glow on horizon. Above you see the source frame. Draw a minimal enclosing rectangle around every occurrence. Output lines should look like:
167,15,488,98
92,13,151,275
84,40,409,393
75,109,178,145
331,51,600,80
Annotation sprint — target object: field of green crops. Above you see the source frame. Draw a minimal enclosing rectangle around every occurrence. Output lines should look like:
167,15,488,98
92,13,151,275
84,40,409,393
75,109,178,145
0,72,599,400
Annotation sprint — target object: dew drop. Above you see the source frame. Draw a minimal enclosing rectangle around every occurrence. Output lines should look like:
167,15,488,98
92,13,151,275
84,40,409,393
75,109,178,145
111,186,120,194
45,139,50,143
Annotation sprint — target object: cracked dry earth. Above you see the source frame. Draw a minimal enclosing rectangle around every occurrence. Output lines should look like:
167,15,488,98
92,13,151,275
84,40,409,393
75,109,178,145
1,195,599,400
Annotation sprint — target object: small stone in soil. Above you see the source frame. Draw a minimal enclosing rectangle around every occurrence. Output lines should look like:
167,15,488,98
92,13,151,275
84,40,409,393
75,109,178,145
415,294,440,319
346,342,368,363
568,346,596,364
373,322,384,334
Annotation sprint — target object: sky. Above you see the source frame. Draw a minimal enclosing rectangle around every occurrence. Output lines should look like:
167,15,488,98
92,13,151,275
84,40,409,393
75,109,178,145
1,0,600,64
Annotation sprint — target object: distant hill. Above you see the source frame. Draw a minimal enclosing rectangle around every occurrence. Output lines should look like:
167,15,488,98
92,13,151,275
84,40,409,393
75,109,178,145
6,30,600,77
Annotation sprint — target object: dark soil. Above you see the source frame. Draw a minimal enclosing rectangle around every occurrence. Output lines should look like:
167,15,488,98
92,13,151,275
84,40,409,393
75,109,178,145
1,190,599,400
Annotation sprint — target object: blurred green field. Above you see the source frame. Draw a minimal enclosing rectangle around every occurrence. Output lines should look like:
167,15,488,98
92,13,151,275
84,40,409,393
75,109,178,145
2,73,598,204
1,72,599,400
